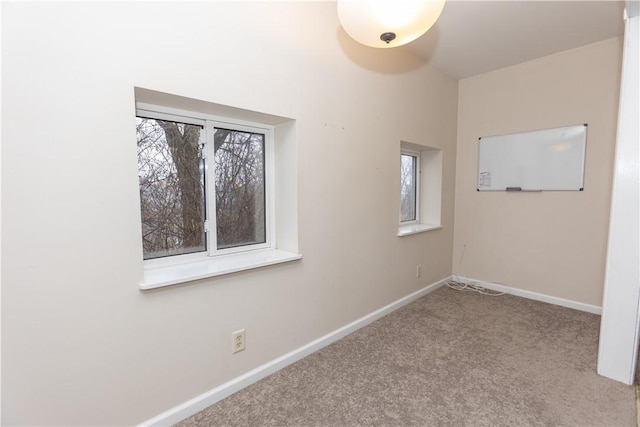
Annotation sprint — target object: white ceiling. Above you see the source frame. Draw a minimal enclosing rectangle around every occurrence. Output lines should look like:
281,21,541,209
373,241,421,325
407,1,626,79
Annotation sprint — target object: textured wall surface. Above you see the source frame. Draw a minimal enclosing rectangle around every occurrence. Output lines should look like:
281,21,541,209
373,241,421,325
1,2,458,425
453,37,623,306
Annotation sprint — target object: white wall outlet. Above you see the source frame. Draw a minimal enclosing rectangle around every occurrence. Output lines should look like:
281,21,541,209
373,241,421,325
232,329,245,354
416,264,422,278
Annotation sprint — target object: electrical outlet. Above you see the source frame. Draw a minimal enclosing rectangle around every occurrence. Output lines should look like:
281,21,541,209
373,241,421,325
232,329,245,354
416,264,422,278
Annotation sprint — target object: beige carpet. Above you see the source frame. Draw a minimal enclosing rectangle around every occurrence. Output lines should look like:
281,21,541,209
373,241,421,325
177,286,635,426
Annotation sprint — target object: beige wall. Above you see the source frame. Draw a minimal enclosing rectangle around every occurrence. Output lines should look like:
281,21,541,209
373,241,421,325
453,37,623,306
1,2,458,425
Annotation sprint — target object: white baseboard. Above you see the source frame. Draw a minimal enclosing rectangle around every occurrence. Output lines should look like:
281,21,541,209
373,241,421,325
452,275,602,315
139,276,450,427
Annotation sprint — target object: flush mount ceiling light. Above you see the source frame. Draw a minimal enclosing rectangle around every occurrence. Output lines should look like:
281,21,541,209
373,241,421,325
337,0,446,48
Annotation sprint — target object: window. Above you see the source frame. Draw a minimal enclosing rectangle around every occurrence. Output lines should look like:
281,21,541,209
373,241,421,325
398,141,443,236
137,117,207,259
213,127,267,251
135,93,300,289
137,111,272,259
400,151,419,223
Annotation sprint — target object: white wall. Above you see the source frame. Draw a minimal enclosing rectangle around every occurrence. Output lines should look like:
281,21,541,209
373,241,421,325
453,38,623,307
1,2,458,425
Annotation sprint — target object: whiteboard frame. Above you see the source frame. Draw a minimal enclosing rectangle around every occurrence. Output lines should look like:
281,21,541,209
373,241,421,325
477,124,587,192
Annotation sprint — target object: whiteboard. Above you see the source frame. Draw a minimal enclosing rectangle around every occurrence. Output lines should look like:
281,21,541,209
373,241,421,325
477,124,587,191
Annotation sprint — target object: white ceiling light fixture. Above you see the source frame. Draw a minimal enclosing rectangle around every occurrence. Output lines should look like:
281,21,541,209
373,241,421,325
337,0,446,48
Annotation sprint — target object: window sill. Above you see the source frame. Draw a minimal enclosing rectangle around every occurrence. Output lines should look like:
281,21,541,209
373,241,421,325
140,249,302,290
397,224,442,237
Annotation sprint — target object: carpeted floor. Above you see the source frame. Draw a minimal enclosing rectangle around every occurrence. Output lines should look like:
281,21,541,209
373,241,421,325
177,286,636,426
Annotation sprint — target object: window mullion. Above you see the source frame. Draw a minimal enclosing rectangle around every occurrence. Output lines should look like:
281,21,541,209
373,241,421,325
205,121,218,256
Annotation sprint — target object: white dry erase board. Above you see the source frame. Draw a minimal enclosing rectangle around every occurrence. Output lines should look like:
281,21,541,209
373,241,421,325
477,124,587,191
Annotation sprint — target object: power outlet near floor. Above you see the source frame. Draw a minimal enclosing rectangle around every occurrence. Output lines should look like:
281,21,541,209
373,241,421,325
232,329,245,354
416,264,422,278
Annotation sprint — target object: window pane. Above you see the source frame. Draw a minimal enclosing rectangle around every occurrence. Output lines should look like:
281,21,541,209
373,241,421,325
214,128,266,250
400,154,417,222
137,117,206,259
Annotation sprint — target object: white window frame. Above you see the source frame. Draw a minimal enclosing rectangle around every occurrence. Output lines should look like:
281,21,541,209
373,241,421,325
400,149,420,225
206,119,275,257
398,141,443,237
136,102,301,288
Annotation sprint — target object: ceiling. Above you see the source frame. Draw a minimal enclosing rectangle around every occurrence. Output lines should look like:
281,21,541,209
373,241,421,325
407,1,626,79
